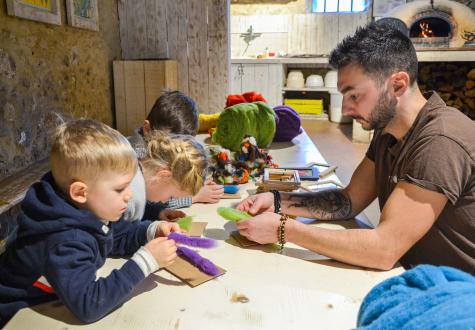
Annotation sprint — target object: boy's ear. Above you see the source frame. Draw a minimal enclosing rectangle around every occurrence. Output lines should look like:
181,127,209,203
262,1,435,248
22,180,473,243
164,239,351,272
69,181,88,204
143,120,152,134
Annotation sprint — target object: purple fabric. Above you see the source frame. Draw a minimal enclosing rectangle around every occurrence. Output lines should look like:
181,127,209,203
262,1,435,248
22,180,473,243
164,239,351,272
168,232,216,249
273,105,303,142
177,246,221,276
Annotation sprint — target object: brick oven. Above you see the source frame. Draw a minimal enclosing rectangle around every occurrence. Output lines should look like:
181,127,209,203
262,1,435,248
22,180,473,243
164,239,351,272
382,0,475,119
387,0,475,49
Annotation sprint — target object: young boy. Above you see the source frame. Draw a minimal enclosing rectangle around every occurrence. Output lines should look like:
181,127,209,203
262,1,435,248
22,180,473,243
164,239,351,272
0,119,179,326
128,91,224,209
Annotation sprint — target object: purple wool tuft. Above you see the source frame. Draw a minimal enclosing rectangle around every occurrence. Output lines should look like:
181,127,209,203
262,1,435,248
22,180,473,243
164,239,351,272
177,246,221,276
168,232,217,249
273,105,303,142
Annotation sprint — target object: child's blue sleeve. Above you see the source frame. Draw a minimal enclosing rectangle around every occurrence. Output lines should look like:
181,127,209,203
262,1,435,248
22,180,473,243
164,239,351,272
142,201,168,220
110,219,150,256
45,239,145,323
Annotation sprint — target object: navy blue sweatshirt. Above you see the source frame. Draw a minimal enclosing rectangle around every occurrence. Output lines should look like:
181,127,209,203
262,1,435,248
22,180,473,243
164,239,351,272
0,172,151,326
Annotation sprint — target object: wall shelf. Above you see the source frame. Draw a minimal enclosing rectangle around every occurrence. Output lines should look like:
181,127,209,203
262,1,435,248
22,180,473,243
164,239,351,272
282,87,338,92
416,50,475,62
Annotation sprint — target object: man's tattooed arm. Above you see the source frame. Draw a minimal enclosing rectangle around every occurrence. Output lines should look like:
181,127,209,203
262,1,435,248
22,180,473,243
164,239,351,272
281,189,353,220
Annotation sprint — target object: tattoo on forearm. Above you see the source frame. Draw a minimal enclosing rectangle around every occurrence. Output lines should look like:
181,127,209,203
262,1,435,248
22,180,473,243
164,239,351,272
282,189,353,220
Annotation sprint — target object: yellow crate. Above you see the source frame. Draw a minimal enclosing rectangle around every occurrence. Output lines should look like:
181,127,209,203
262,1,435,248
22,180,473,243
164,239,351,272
284,99,323,114
284,99,323,106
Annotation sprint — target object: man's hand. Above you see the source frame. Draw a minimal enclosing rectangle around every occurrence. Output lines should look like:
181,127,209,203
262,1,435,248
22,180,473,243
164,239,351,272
155,221,181,237
235,212,281,244
236,192,274,215
144,237,177,268
159,208,186,221
192,180,224,204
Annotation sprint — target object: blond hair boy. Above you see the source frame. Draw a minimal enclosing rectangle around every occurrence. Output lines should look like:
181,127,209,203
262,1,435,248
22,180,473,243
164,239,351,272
0,119,179,326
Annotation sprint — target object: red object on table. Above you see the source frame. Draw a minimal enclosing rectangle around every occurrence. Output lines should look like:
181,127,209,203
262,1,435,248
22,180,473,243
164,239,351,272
225,91,267,107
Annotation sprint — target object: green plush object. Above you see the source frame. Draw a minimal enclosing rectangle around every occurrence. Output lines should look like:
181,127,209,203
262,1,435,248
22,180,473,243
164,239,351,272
176,216,193,231
217,207,251,221
212,102,276,151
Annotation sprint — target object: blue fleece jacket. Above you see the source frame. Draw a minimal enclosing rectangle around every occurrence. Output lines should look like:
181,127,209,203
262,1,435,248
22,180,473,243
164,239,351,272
0,172,151,326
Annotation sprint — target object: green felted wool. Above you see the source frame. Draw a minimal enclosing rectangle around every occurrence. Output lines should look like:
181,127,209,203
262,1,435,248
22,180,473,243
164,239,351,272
176,216,193,231
212,102,276,151
217,207,251,221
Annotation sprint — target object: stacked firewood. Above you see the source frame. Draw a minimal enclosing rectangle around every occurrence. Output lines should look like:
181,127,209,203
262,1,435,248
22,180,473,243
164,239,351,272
418,63,475,119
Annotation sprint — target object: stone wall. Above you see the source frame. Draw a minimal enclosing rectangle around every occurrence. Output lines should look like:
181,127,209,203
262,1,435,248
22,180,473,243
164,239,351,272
418,63,475,119
0,0,121,181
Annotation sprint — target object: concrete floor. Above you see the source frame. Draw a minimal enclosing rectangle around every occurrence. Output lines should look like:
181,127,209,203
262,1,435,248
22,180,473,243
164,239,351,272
302,119,381,226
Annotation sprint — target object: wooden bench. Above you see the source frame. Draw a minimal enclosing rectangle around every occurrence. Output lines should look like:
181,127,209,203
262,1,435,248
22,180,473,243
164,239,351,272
0,159,49,253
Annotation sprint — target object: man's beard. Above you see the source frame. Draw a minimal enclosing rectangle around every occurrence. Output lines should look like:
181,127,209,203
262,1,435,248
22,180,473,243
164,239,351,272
363,90,397,131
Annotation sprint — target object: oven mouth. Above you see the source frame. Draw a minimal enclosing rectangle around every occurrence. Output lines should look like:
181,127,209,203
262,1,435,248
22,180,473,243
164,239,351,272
410,17,451,38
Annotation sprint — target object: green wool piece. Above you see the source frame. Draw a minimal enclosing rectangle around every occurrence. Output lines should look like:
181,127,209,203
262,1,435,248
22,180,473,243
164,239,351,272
212,102,276,151
176,216,193,230
217,207,251,221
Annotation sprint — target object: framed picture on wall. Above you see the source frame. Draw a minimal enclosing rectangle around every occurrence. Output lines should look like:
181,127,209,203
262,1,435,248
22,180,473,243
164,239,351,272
66,0,99,31
6,0,61,25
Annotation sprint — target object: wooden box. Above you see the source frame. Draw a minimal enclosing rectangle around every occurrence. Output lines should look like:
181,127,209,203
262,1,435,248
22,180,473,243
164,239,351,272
257,168,301,192
113,60,178,136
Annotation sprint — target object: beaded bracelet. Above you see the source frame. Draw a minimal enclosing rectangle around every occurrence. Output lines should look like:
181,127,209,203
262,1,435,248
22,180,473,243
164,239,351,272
277,214,288,250
270,189,281,214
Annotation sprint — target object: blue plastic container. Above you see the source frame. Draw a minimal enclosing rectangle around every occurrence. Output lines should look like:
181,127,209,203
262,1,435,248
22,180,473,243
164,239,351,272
223,185,239,194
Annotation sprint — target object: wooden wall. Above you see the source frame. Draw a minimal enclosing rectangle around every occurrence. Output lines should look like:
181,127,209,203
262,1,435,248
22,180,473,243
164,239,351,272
118,0,230,114
231,12,371,57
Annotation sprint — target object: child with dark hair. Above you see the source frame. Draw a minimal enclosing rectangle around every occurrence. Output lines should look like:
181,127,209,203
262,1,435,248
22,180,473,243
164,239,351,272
128,91,224,210
145,90,199,136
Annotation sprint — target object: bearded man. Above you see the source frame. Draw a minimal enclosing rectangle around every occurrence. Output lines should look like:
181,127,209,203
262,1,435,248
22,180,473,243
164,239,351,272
235,22,475,274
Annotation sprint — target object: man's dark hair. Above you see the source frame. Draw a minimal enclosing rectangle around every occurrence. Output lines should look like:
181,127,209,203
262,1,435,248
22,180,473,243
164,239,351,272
329,22,418,86
375,17,409,37
146,91,199,135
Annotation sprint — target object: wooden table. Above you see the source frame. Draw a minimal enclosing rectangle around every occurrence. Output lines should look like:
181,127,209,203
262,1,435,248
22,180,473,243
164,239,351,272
5,131,403,330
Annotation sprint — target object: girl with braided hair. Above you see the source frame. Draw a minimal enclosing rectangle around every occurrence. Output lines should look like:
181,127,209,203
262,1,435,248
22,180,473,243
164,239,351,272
123,131,208,223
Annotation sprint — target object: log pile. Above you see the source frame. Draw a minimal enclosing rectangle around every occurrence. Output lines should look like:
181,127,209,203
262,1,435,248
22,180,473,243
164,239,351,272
418,63,475,119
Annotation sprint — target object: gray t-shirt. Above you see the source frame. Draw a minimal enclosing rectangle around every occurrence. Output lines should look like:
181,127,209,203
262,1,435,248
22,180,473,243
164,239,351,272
123,167,168,222
123,168,147,222
367,92,475,274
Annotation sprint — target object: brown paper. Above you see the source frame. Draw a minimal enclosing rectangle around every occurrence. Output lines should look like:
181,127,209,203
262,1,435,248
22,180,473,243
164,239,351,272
188,222,207,237
165,256,226,287
221,193,242,199
230,231,260,247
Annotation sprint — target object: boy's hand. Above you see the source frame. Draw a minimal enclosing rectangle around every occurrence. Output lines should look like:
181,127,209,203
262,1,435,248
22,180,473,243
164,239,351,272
145,237,177,268
192,180,224,204
159,208,186,221
155,221,181,237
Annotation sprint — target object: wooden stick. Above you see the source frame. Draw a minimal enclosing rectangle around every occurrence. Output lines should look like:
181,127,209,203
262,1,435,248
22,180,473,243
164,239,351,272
319,165,338,179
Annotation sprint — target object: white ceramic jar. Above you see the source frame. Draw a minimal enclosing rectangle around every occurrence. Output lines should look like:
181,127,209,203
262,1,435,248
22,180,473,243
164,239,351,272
324,70,338,88
286,70,305,89
305,74,324,88
329,91,352,123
